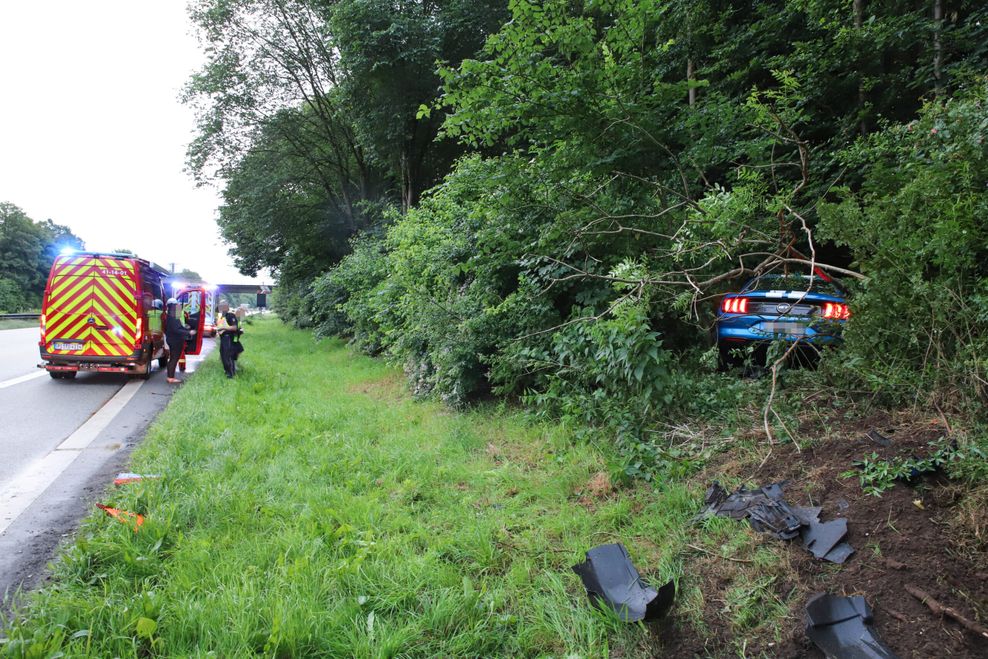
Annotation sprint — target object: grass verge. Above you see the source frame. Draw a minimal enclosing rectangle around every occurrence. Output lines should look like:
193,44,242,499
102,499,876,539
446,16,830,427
0,318,707,657
0,320,38,331
6,319,983,657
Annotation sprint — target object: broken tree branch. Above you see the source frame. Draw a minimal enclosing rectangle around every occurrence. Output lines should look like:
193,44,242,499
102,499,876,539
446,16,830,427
905,585,988,640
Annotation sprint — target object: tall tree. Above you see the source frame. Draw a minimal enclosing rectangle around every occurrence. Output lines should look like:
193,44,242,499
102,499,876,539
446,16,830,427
0,202,84,310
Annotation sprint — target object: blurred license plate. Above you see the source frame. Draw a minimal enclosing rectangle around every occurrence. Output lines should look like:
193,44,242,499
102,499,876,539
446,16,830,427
53,341,84,351
762,322,803,335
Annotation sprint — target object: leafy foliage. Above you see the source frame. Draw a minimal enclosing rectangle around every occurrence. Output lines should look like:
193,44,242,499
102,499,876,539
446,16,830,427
0,202,83,311
191,0,988,446
818,85,988,408
842,437,983,496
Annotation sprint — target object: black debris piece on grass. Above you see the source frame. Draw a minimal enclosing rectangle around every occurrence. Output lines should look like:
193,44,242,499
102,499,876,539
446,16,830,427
866,429,893,447
697,482,854,563
572,543,675,622
805,593,899,659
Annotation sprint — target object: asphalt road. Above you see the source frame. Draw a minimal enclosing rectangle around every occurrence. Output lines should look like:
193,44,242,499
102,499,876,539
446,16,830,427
0,325,212,604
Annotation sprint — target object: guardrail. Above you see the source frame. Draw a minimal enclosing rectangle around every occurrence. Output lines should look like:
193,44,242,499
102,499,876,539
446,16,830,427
0,313,41,321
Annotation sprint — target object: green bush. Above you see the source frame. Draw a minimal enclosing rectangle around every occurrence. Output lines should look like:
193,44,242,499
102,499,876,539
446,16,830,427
309,235,394,352
0,277,29,313
819,84,988,410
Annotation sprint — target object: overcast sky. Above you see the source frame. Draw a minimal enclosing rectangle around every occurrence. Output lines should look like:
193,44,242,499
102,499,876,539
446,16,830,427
0,2,267,285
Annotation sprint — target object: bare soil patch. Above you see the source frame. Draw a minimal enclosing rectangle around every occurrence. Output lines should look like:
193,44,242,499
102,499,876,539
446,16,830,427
346,372,406,401
663,411,988,657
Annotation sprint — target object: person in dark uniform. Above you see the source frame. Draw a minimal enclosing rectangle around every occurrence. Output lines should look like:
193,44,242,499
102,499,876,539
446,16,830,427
165,297,195,384
214,301,240,378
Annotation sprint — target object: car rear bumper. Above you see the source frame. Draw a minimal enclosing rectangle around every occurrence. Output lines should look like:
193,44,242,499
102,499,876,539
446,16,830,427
716,316,844,345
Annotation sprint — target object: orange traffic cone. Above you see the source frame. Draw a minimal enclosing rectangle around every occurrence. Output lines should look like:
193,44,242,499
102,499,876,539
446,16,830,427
96,503,145,531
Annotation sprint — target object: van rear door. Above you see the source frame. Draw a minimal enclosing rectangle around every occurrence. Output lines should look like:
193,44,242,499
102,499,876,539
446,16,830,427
43,256,95,355
87,259,140,358
42,256,139,358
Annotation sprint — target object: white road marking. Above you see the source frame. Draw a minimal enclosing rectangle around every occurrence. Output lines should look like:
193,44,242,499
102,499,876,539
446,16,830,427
0,370,47,390
0,378,145,536
57,379,144,450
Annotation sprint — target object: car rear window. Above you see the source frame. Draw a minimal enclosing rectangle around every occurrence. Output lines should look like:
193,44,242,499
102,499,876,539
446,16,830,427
744,275,843,296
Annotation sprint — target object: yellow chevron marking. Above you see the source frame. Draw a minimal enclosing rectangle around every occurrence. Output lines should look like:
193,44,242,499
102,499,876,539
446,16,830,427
49,270,92,301
99,275,136,308
49,319,90,346
47,307,91,339
45,312,69,339
91,285,133,326
46,281,92,322
91,302,136,337
51,265,97,298
62,317,92,341
89,329,129,355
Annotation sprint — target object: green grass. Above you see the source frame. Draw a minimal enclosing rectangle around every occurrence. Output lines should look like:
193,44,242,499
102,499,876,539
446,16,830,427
0,319,38,330
1,319,711,657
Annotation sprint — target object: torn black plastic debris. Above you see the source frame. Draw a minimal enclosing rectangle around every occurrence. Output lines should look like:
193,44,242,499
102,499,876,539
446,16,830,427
697,481,854,563
572,543,675,622
697,481,802,540
805,593,899,659
866,429,893,446
801,518,854,564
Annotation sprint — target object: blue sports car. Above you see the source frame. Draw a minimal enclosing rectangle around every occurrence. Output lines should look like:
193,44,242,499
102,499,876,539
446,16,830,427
715,274,849,367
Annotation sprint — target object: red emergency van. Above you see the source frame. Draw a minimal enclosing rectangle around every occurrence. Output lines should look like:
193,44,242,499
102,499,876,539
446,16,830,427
38,252,170,379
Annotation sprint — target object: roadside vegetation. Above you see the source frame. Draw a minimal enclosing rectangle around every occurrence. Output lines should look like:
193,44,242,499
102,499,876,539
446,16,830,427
173,3,988,653
4,321,987,657
7,1,985,656
0,319,39,331
186,2,988,463
2,320,699,656
0,203,83,313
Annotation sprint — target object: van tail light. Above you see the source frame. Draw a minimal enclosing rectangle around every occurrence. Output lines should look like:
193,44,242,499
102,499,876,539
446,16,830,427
722,297,749,314
822,302,850,320
135,317,143,346
40,313,46,339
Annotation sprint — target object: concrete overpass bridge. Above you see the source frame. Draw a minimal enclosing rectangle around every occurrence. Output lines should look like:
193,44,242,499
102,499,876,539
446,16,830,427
167,280,275,308
217,284,274,308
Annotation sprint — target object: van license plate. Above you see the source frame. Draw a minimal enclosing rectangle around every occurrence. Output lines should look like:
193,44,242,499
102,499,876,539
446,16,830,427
53,341,84,351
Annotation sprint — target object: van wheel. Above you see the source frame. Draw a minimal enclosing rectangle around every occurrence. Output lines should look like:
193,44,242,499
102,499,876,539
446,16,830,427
137,358,152,380
64,371,77,379
49,372,62,380
159,352,168,369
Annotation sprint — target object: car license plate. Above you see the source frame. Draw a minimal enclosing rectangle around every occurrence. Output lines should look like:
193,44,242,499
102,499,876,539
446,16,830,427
53,341,84,351
762,322,803,336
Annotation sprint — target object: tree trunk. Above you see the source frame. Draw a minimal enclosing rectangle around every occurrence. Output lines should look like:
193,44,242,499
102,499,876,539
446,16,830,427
400,152,414,213
687,58,696,106
854,0,867,134
933,0,944,96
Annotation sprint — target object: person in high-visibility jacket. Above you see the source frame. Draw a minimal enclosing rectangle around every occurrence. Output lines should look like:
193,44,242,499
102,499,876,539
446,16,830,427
215,301,240,378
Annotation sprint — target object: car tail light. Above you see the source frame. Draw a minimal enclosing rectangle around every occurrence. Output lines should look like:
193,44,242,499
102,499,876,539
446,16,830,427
822,302,850,320
722,297,749,314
